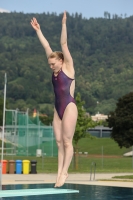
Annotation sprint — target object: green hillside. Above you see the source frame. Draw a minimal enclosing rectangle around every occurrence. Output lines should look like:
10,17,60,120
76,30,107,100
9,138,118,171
0,12,133,115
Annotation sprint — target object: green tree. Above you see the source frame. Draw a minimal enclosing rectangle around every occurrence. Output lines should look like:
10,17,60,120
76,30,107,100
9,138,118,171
1,12,133,114
73,93,96,169
73,93,96,147
107,92,133,148
39,115,53,126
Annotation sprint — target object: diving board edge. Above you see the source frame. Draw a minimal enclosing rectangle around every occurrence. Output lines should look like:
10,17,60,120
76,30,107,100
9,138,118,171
0,188,79,197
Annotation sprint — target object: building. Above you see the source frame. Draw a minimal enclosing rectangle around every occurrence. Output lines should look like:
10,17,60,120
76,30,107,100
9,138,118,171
91,113,108,122
88,126,112,138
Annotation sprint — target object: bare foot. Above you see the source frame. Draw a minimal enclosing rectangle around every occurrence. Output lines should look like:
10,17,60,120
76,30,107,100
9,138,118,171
56,172,68,187
54,173,61,188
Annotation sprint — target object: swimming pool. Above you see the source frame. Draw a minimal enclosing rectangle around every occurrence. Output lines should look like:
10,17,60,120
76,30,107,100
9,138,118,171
1,183,133,199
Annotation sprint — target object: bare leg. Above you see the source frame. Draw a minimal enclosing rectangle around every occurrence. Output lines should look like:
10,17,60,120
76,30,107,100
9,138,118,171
53,109,64,187
57,103,78,187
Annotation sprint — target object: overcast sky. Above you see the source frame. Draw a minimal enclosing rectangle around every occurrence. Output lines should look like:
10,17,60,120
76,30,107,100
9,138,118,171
0,0,133,19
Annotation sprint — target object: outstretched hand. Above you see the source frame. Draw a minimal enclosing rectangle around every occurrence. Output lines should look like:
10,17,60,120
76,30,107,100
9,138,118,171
62,11,67,24
31,17,40,31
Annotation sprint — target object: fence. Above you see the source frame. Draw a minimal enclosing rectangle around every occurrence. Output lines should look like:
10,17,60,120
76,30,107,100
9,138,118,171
2,109,57,157
1,109,133,173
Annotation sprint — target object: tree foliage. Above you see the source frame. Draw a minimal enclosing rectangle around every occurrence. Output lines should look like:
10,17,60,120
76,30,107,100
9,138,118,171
0,12,133,114
39,115,53,126
107,92,133,148
73,93,96,146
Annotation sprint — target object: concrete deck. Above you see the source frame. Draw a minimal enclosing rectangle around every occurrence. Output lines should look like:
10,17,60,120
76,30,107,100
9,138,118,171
2,173,133,188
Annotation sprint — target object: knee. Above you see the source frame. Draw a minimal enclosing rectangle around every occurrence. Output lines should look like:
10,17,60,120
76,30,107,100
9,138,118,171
56,139,63,148
63,138,72,148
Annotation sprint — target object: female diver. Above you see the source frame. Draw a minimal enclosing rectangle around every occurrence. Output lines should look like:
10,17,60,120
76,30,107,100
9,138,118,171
31,11,78,187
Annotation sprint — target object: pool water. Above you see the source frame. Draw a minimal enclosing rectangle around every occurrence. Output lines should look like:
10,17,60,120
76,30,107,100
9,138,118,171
1,183,133,200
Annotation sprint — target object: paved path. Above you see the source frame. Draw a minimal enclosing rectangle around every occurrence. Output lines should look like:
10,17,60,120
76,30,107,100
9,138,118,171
2,173,133,188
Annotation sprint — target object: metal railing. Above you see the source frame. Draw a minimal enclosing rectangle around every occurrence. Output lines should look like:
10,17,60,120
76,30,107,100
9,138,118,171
90,162,96,181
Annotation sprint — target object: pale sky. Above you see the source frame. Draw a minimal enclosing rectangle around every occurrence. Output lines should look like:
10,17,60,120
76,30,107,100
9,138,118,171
0,0,133,19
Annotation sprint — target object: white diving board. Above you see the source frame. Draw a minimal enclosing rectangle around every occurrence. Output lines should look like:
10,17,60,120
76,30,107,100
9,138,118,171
0,188,79,197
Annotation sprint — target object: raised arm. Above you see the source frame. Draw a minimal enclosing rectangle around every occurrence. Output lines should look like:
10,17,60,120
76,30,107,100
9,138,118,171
61,12,73,70
31,17,52,58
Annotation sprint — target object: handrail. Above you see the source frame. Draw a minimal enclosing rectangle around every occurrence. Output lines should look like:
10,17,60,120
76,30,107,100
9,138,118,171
90,162,96,181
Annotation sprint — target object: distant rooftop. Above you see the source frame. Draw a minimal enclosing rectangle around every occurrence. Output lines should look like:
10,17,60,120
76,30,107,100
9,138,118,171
91,113,108,121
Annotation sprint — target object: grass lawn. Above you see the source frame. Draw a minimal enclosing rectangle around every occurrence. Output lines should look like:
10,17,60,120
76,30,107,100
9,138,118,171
112,175,133,179
77,137,132,155
2,138,133,173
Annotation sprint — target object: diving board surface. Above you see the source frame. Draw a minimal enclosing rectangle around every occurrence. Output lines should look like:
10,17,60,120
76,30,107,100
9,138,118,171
0,188,79,197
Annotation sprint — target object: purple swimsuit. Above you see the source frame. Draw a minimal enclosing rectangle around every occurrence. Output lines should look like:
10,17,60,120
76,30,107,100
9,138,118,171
52,69,76,120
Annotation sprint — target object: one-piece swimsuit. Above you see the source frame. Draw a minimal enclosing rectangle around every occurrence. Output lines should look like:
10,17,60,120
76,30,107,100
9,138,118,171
52,69,76,120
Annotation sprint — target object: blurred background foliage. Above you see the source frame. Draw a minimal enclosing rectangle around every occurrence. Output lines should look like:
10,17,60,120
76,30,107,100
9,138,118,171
0,12,133,116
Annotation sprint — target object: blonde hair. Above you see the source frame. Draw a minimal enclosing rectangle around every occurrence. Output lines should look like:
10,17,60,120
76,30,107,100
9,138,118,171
48,51,64,61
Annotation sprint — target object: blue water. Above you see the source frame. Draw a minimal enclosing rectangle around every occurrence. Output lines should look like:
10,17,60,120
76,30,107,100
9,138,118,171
1,183,133,200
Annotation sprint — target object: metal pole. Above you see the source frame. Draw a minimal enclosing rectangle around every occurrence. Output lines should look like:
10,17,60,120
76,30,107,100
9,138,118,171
39,121,40,149
26,108,29,156
0,73,7,190
102,146,103,168
90,162,96,181
16,108,19,155
37,112,40,149
14,109,18,155
51,126,53,157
